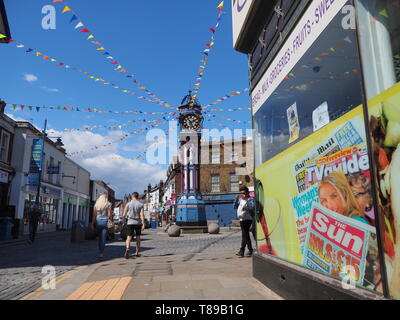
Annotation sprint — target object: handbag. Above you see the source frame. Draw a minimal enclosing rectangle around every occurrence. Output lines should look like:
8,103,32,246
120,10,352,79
107,219,114,230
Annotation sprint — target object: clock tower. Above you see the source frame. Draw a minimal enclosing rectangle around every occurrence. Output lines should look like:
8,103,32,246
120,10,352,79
176,91,207,230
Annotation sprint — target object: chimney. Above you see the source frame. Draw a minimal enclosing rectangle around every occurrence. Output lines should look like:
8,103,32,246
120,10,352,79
0,100,5,114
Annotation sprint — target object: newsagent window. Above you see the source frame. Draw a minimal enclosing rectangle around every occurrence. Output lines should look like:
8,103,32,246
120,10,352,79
254,10,364,167
356,0,400,299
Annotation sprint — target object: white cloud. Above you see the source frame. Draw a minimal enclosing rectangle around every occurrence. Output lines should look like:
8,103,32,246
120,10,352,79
41,86,60,93
6,113,30,122
78,153,165,199
23,73,38,82
48,129,166,198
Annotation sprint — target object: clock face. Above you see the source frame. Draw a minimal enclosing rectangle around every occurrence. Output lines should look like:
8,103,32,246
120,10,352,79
182,114,201,130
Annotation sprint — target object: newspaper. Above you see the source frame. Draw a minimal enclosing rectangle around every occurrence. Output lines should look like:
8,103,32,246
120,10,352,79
302,203,374,285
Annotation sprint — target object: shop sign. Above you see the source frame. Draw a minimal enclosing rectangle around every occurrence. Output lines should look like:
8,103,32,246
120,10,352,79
251,0,348,114
232,0,254,48
0,170,8,183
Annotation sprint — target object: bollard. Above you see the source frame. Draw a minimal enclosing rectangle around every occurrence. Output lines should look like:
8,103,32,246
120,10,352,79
168,225,181,237
208,223,220,235
71,221,85,243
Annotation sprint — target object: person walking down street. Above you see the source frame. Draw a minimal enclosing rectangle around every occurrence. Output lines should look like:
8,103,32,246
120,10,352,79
123,192,145,259
234,186,255,258
28,204,42,244
92,194,112,259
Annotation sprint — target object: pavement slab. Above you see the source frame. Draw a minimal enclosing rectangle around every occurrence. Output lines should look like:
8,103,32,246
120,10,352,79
2,229,282,301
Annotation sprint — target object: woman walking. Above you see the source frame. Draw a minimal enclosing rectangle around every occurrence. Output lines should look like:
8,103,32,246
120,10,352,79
92,194,112,259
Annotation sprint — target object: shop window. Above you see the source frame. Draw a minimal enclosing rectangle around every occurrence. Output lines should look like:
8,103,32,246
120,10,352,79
254,10,364,165
253,1,384,295
356,0,400,299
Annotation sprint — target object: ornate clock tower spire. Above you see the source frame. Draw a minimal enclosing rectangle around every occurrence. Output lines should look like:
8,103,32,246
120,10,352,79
175,91,207,231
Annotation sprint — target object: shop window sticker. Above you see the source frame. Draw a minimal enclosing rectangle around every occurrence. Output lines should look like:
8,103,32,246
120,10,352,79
287,102,300,143
313,101,330,132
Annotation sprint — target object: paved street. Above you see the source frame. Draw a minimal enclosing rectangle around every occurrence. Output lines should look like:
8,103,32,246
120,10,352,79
0,228,281,300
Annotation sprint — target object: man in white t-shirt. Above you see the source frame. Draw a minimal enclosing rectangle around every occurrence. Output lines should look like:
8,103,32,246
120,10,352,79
233,186,254,258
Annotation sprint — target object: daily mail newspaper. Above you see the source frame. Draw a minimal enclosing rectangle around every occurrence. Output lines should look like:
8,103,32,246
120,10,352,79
302,203,374,285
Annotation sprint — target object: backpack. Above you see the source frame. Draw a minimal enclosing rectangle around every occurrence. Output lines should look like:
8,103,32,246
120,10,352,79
244,198,255,218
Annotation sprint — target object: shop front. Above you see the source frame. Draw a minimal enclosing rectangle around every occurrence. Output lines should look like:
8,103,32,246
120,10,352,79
24,183,61,233
233,0,400,299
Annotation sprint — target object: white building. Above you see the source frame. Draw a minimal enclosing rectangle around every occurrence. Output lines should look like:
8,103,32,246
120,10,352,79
10,122,65,234
61,158,91,229
9,121,92,234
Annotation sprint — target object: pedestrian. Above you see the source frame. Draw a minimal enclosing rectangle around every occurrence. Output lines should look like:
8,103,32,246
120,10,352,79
123,192,145,259
234,186,255,258
28,203,42,244
91,194,112,259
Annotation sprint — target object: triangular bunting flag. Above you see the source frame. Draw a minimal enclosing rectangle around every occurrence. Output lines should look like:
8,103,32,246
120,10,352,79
70,15,78,23
62,6,72,14
75,22,84,29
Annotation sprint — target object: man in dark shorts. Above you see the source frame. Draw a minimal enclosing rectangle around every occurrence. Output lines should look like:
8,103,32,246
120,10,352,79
123,192,145,259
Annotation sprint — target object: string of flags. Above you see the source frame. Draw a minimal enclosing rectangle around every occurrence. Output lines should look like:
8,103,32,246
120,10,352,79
53,0,173,109
5,102,173,115
282,38,354,82
66,117,171,157
277,68,359,96
6,101,251,115
207,113,251,124
202,88,250,108
191,1,225,100
62,116,176,132
1,34,177,110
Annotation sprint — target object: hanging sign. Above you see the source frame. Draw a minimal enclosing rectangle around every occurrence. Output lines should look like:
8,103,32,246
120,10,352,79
30,138,43,173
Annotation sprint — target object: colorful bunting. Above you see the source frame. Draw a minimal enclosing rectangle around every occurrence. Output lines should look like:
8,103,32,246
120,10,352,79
53,0,172,109
6,35,178,109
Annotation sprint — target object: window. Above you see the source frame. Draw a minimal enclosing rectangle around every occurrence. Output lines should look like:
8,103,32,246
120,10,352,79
0,131,10,163
211,174,220,193
254,8,364,165
231,150,239,162
56,161,61,184
49,157,54,184
230,173,240,192
211,151,220,164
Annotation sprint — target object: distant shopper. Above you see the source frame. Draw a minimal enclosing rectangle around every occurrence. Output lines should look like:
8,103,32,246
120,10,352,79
92,194,112,259
28,204,42,244
123,192,145,259
234,186,255,258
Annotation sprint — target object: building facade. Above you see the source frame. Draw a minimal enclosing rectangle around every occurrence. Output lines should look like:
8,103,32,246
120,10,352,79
0,103,15,218
10,122,65,234
61,158,91,229
233,0,400,300
162,138,254,226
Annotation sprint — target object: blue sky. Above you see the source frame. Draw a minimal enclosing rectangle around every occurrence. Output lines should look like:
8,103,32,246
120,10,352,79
0,0,252,197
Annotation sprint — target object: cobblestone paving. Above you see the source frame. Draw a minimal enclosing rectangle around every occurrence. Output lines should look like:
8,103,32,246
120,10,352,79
0,229,251,300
